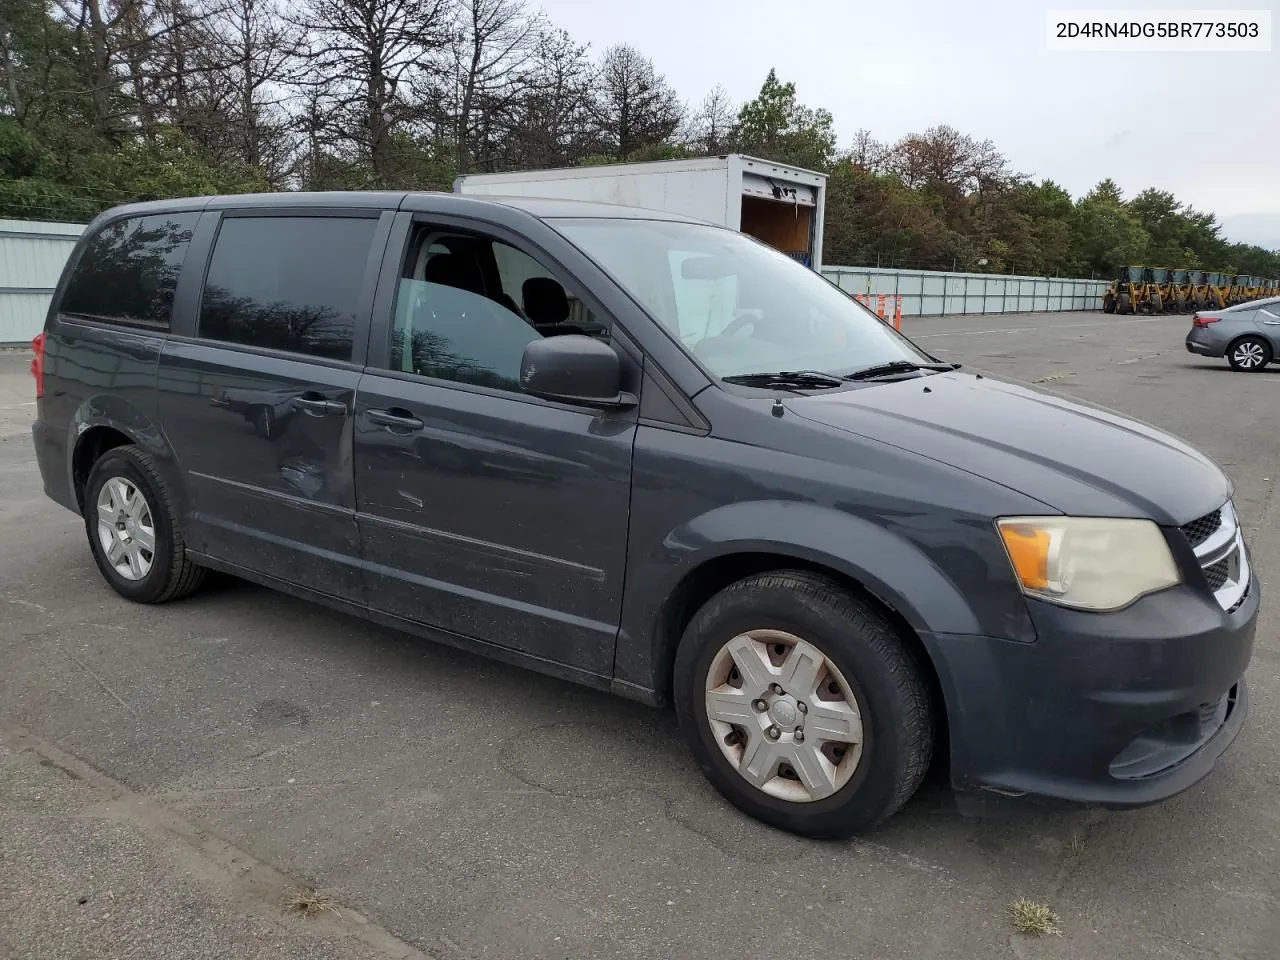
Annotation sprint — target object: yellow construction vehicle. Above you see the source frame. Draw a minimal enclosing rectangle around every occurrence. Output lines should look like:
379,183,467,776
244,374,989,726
1188,271,1213,310
1170,269,1196,312
1206,272,1231,308
1229,275,1256,305
1144,268,1172,313
1103,266,1145,314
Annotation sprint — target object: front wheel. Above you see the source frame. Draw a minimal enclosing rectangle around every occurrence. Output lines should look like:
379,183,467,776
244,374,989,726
673,571,934,838
84,446,207,603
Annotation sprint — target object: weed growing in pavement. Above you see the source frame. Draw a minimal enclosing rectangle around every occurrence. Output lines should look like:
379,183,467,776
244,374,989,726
1009,898,1062,936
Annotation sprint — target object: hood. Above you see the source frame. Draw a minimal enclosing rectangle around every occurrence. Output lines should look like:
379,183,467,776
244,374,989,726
787,372,1230,525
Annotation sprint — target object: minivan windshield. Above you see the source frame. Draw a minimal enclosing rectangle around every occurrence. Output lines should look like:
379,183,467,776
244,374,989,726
550,218,934,380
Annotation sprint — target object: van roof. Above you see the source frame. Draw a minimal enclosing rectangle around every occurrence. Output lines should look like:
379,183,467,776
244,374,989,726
88,190,712,226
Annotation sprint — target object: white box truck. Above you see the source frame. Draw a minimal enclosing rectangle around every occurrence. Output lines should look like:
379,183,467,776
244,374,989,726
453,154,828,271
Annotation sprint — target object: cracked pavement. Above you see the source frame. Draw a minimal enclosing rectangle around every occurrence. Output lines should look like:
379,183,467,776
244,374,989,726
1,312,1278,959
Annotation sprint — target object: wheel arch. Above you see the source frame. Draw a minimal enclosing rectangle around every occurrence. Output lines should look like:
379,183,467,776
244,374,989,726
68,394,177,514
652,548,953,781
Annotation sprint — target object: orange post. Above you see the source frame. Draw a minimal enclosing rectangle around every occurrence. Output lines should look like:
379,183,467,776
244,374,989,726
894,295,903,330
876,294,886,320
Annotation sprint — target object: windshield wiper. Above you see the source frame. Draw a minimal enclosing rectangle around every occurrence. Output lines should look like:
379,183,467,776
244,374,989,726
842,360,960,381
722,370,847,389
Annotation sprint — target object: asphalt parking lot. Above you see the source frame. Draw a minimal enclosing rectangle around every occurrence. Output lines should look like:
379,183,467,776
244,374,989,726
2,310,1278,960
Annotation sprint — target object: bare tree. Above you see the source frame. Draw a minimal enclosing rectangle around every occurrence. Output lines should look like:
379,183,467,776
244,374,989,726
685,83,735,155
501,26,592,168
293,0,451,185
50,0,223,142
589,44,682,160
193,0,304,180
848,128,889,173
446,0,541,173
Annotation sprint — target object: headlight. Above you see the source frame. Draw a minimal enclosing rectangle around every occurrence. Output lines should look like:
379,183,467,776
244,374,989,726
996,516,1181,612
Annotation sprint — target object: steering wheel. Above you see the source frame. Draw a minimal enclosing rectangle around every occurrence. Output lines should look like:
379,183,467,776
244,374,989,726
720,313,758,337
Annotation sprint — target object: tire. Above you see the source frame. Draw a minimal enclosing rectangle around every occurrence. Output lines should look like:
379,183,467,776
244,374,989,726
673,571,933,838
1102,294,1116,314
1173,297,1187,314
1118,293,1132,315
83,446,207,603
1149,293,1163,314
1227,335,1271,373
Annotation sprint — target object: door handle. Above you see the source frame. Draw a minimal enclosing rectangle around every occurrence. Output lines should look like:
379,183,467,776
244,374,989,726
367,408,425,431
292,395,347,416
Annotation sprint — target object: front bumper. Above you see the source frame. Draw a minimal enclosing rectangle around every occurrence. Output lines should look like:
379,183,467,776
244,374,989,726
924,573,1257,808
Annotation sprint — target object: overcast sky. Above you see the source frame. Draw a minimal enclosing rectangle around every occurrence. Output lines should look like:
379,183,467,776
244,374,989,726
543,0,1280,246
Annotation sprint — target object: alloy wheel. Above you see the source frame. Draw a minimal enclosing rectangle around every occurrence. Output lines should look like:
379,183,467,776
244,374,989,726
1234,341,1266,369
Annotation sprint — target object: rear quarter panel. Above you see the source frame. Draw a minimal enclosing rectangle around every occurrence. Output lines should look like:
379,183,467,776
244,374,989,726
42,319,170,513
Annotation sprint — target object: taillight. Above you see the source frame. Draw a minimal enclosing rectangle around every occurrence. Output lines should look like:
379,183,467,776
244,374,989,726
1193,314,1219,327
30,332,46,398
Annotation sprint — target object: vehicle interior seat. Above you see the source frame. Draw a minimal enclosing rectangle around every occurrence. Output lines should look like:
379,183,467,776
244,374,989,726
424,252,485,295
522,277,580,336
424,250,527,321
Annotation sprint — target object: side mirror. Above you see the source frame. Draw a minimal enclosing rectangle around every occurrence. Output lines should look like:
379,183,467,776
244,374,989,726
520,335,635,408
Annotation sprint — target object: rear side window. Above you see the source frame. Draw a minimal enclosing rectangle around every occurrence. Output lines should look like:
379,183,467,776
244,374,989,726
198,216,378,362
60,212,198,329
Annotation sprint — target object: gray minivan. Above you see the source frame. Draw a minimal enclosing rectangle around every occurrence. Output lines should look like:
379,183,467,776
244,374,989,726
31,191,1257,836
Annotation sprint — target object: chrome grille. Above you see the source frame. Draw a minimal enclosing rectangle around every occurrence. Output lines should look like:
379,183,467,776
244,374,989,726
1203,557,1230,592
1180,509,1222,549
1183,501,1248,612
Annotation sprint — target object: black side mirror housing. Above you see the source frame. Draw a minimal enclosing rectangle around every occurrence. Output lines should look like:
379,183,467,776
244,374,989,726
520,335,635,408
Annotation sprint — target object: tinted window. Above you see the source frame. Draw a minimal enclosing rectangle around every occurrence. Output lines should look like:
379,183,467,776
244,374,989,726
60,212,198,328
198,216,377,361
389,230,605,392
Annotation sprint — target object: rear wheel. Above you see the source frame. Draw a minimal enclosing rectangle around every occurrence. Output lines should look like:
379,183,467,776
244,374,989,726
1102,294,1116,314
673,571,933,838
84,446,206,603
1227,336,1271,372
1173,297,1187,314
1118,293,1132,315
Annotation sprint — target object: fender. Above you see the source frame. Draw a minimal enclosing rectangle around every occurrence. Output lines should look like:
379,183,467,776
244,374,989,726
663,500,983,634
613,499,1031,699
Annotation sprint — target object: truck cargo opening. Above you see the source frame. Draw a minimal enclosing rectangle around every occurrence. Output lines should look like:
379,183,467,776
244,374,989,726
453,154,828,272
740,196,815,268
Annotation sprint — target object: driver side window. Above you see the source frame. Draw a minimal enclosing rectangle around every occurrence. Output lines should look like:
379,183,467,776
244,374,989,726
389,228,605,393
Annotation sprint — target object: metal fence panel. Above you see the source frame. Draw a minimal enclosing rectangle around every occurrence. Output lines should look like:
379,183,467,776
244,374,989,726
823,264,1109,317
0,219,83,343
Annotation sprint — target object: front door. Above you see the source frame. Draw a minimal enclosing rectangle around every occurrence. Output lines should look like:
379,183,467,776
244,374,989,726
354,218,638,678
157,211,387,600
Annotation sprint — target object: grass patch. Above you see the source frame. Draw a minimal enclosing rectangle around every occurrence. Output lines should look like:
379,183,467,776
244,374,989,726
1063,834,1088,858
285,888,341,918
1009,898,1062,936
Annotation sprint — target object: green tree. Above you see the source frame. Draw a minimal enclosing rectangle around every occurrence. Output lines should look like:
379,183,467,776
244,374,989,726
1072,189,1150,276
734,69,835,171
